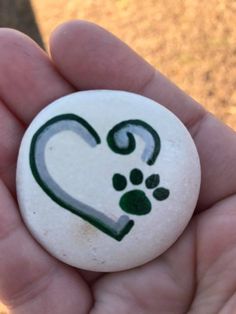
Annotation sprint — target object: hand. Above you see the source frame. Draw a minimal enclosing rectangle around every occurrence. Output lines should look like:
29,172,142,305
0,21,236,314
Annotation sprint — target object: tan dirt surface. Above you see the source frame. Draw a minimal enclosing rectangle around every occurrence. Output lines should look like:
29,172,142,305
0,305,8,314
0,0,235,312
31,0,236,129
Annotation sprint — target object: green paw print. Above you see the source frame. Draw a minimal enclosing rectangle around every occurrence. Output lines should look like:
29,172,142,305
112,168,170,215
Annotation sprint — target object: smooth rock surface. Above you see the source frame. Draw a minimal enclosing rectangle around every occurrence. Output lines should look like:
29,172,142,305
16,90,201,272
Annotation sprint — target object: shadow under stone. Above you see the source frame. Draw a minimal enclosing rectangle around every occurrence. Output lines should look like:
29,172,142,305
0,0,44,48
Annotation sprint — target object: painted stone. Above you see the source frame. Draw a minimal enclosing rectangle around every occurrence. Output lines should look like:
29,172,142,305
16,90,201,272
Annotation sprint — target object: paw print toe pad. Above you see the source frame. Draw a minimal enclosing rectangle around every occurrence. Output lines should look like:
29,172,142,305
145,174,160,189
153,188,170,201
130,168,143,185
113,173,127,191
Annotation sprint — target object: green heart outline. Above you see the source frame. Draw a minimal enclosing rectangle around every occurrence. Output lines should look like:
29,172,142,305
107,119,161,165
29,114,134,241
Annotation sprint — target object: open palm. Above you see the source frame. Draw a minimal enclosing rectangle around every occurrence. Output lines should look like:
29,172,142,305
0,21,236,314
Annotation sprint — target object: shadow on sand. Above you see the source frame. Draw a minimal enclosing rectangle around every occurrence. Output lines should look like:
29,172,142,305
0,0,44,48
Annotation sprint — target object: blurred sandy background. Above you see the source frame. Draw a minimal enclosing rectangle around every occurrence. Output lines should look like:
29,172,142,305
0,0,235,312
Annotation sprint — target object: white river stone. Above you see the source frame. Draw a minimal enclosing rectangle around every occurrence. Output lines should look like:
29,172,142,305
16,90,201,272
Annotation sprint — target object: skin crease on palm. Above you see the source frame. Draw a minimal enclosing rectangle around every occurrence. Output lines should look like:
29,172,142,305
0,20,236,314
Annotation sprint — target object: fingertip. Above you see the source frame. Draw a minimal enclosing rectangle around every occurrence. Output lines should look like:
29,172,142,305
0,25,73,124
49,20,152,91
0,27,27,39
0,27,43,52
50,20,99,58
49,20,203,131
